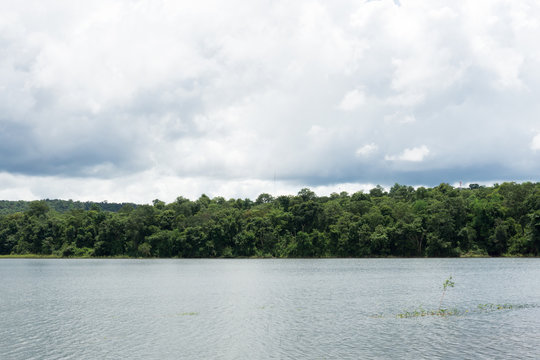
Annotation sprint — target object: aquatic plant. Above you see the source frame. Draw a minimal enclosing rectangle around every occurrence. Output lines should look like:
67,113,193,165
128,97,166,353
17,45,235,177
397,302,539,318
475,303,535,312
396,307,460,318
178,312,199,316
439,276,455,311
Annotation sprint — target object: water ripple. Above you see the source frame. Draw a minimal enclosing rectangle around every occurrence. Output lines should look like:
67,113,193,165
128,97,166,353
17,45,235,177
1,258,540,359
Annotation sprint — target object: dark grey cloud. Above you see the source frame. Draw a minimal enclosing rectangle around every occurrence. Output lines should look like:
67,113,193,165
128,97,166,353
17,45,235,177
0,114,145,176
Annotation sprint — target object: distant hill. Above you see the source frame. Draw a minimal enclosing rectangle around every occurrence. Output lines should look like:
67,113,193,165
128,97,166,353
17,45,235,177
0,199,137,215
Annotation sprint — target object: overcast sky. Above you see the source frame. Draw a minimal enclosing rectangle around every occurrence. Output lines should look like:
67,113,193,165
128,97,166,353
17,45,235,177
1,0,540,203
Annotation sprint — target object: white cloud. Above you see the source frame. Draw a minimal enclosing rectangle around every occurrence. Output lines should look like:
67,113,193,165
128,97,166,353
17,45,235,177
532,133,540,151
1,0,540,201
356,143,378,157
385,145,430,162
400,115,416,124
338,89,366,111
0,171,379,204
384,113,416,124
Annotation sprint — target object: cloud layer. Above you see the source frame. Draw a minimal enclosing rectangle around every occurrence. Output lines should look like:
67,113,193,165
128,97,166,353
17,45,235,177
1,0,540,202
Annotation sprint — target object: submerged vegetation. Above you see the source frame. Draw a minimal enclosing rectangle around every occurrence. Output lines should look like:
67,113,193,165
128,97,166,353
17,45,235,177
396,308,459,318
397,276,458,318
395,304,533,319
0,182,539,258
395,277,537,318
178,312,199,316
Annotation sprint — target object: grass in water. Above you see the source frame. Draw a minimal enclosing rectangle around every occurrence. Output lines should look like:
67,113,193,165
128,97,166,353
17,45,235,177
397,307,460,318
476,303,533,312
393,276,537,319
396,303,536,318
397,276,458,318
178,312,199,316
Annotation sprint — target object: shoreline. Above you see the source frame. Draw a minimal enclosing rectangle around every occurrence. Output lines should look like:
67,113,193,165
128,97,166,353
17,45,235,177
1,254,537,259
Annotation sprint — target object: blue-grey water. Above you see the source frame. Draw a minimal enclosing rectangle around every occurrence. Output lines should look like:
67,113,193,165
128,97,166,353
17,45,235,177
1,258,539,359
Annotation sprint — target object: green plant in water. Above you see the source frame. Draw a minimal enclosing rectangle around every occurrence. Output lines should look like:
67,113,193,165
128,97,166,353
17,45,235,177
477,303,518,312
396,307,460,318
393,276,537,319
439,276,455,311
395,276,457,318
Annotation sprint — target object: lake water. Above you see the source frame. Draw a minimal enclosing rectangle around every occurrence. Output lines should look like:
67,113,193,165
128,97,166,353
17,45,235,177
1,258,539,359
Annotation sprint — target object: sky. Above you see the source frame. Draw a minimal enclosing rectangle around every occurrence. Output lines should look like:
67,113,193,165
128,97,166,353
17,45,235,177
1,0,540,203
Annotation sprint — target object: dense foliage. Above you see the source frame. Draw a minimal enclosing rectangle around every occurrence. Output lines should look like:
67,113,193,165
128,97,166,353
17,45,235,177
1,182,539,258
0,199,135,215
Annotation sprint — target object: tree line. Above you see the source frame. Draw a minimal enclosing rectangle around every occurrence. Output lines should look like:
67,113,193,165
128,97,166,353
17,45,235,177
0,199,136,215
0,182,539,258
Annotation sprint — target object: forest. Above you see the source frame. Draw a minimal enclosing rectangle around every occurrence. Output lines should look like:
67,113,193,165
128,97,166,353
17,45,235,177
0,199,136,215
0,182,539,258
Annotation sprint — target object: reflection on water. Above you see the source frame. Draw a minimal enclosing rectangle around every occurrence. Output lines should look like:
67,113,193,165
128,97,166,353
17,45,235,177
1,258,539,359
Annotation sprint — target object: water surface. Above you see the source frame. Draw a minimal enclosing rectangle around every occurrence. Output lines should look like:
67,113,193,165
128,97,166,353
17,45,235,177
1,258,539,359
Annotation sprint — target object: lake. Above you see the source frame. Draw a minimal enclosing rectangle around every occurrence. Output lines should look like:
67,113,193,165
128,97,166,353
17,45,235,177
1,258,539,359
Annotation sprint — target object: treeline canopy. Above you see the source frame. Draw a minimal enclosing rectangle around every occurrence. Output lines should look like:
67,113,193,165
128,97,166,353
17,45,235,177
0,182,539,258
0,199,136,215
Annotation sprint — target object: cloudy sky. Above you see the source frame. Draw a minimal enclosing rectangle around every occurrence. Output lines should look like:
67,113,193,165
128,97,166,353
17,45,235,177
1,0,540,203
